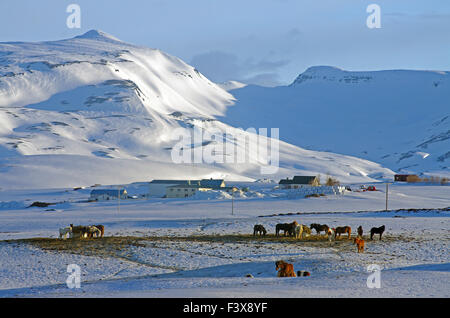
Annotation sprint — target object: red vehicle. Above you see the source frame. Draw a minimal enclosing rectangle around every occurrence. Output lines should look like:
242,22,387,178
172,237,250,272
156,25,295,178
366,186,377,191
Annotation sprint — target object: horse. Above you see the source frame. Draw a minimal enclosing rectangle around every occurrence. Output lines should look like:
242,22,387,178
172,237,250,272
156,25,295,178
275,260,296,277
334,226,352,239
327,228,335,242
70,224,99,239
59,225,72,239
370,225,385,240
70,224,87,238
310,223,329,235
86,226,101,238
357,226,363,238
93,225,105,237
295,224,311,239
354,237,365,253
275,221,298,237
253,224,267,236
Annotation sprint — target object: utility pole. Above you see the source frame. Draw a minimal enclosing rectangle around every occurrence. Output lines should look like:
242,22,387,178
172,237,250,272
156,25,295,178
231,188,234,216
231,187,237,216
117,185,121,215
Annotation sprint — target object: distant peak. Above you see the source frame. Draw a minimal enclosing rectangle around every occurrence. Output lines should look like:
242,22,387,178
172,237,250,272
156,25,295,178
291,66,357,86
74,30,122,42
302,66,345,74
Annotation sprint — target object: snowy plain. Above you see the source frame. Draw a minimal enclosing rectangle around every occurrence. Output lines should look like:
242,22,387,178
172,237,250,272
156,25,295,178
0,182,448,298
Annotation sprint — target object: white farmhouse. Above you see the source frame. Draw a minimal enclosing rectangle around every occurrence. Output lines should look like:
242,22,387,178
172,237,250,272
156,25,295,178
148,179,226,198
90,189,128,201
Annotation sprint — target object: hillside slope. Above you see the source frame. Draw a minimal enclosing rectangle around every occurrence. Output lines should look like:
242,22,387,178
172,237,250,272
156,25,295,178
0,32,394,189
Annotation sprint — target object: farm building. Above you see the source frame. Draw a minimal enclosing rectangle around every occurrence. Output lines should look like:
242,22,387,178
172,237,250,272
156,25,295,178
166,184,212,198
199,179,226,188
279,176,320,189
90,189,128,201
149,179,226,198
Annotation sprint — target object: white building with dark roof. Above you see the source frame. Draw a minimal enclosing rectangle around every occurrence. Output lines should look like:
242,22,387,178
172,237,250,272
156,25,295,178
148,179,226,198
90,189,128,201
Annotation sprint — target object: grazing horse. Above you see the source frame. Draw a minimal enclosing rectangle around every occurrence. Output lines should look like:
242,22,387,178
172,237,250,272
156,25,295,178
275,260,296,277
93,225,105,237
59,225,72,239
310,223,329,235
85,226,101,238
253,224,267,236
70,224,100,239
335,226,352,239
70,224,86,238
370,225,385,240
354,238,365,253
295,224,311,239
357,226,363,238
276,221,298,237
327,228,335,242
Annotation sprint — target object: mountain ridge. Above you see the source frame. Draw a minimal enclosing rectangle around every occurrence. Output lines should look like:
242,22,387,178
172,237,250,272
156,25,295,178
222,66,450,176
0,30,396,189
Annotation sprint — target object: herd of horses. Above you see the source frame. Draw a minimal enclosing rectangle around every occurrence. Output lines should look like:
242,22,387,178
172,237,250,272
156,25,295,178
270,223,386,277
56,220,386,279
59,224,105,239
254,222,386,253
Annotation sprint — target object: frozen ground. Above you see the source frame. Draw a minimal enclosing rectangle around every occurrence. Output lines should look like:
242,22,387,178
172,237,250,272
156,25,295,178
0,182,448,298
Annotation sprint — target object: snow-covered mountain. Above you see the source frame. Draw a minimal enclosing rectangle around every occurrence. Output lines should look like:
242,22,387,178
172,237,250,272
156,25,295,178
0,31,394,189
221,66,450,176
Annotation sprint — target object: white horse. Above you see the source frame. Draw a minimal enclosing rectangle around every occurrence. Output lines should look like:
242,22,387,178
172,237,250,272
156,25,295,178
59,226,72,239
295,224,311,239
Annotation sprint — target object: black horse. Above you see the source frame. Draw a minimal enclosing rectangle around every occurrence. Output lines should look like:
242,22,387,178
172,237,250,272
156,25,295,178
253,224,267,236
310,223,329,235
275,222,297,237
370,225,385,240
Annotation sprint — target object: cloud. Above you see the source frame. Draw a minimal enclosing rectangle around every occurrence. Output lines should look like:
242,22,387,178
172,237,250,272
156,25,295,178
190,51,290,87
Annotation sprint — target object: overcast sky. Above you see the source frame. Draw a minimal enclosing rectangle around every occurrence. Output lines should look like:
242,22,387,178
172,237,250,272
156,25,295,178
1,0,449,86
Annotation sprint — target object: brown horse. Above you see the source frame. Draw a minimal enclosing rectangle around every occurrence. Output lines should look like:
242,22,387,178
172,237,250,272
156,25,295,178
275,260,296,277
275,221,298,237
335,226,352,239
354,237,365,253
357,226,363,237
